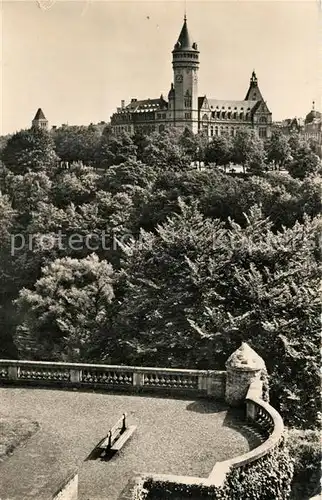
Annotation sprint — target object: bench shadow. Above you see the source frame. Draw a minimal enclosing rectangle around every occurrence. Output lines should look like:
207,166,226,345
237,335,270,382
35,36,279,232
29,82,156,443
85,445,118,462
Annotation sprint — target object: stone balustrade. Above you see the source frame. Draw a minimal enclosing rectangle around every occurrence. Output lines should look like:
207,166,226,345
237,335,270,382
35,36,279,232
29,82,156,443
205,378,284,486
0,359,226,399
0,344,286,499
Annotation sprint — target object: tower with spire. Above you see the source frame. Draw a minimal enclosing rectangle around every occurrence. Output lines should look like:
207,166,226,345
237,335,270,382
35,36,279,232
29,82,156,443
32,108,48,130
169,16,199,133
245,71,264,101
110,17,272,139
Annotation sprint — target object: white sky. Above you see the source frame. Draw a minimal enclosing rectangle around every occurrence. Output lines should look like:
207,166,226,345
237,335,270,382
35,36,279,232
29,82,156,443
1,0,321,134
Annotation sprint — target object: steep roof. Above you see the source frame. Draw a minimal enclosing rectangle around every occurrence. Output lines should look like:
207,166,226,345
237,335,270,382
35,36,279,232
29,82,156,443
244,71,264,101
33,108,46,120
305,109,321,124
124,98,168,113
205,99,260,113
173,17,197,51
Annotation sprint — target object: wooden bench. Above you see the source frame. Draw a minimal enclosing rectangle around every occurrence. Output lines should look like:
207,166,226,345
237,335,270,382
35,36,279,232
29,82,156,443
97,413,136,456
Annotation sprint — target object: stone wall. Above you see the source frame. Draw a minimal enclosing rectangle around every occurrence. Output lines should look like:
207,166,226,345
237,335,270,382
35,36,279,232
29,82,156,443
0,360,226,399
52,471,78,500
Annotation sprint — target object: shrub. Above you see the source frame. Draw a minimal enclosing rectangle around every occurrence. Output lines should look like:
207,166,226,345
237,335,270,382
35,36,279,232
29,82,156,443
135,443,293,499
287,429,321,499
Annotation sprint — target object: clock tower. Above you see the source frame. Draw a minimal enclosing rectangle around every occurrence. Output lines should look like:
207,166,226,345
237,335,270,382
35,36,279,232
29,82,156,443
171,16,199,133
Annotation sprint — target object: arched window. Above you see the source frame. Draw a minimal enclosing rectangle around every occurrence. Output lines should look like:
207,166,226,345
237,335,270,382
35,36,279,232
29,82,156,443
184,90,192,108
259,116,267,123
239,112,244,120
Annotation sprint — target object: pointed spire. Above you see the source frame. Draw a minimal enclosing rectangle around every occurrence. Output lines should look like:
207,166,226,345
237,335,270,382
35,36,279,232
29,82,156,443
173,16,197,51
250,70,258,85
32,107,48,130
245,70,264,100
34,108,46,120
168,83,175,99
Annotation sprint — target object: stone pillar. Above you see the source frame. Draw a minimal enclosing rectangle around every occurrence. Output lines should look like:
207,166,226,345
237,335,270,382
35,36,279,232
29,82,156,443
225,343,266,406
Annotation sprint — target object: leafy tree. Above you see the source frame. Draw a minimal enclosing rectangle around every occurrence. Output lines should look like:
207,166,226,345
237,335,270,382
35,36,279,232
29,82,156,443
232,128,265,173
0,134,12,153
0,194,19,357
139,128,190,169
265,129,291,169
51,162,100,208
52,124,101,165
113,202,320,427
204,134,233,168
15,254,115,361
1,128,58,174
99,160,157,194
179,128,207,162
287,147,321,179
95,131,137,168
4,171,52,216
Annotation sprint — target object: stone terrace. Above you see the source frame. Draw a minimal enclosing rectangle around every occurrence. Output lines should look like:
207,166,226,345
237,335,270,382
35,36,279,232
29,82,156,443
0,387,262,500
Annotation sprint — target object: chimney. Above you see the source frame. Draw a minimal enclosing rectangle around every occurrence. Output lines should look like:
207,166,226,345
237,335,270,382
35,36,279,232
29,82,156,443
121,100,125,109
131,98,137,103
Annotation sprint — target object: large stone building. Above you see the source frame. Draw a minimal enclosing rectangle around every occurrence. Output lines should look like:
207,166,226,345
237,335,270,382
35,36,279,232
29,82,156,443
111,17,272,139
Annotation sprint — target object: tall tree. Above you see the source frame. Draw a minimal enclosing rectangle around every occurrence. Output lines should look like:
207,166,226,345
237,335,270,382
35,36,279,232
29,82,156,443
95,131,137,168
1,128,58,175
113,203,320,427
204,134,233,168
232,128,265,173
139,128,190,169
265,129,291,169
15,254,115,361
52,124,101,165
287,147,321,179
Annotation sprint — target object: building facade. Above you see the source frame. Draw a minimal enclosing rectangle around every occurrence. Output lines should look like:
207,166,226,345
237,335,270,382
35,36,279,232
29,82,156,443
111,17,272,138
274,102,322,157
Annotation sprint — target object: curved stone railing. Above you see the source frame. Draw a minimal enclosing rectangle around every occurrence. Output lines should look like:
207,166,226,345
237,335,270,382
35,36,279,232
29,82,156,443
0,358,285,498
127,377,285,496
205,379,284,486
0,359,226,399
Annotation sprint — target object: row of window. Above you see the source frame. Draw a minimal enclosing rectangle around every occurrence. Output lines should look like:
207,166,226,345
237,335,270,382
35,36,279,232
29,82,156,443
173,53,198,59
210,111,251,121
113,125,133,133
202,126,268,139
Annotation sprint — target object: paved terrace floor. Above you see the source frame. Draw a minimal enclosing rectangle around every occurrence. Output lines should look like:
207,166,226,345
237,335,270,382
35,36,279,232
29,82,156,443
0,387,262,500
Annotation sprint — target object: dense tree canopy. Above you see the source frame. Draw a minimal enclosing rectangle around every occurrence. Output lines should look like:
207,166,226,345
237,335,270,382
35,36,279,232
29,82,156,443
52,124,102,165
265,129,291,168
0,124,320,432
15,254,115,361
1,128,58,174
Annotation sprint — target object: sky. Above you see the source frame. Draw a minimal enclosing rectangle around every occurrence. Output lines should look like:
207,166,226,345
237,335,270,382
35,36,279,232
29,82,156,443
1,0,321,134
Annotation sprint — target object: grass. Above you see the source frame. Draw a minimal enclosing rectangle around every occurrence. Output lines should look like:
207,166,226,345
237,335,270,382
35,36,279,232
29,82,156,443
0,387,262,500
0,417,39,461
